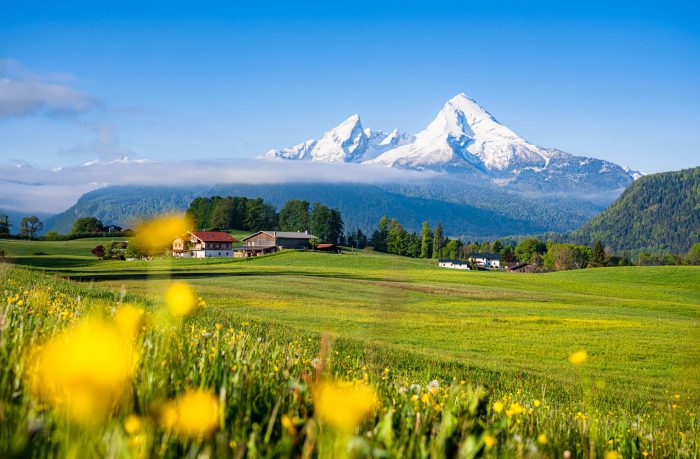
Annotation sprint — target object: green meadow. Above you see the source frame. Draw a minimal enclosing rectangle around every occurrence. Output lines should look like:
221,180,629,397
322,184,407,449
1,237,699,457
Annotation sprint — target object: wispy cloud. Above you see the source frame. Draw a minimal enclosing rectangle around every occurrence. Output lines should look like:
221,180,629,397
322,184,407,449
0,158,438,213
57,122,136,160
0,58,98,119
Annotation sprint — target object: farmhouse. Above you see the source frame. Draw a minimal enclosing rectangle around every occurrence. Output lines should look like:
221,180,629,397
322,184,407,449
237,231,317,257
507,262,533,273
172,231,238,258
438,259,471,270
468,252,501,269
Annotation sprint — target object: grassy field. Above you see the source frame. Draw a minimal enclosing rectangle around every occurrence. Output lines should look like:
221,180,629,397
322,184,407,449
1,238,699,457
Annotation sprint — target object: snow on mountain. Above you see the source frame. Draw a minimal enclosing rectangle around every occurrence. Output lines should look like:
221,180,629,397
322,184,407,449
366,93,553,172
80,156,154,167
624,166,645,180
265,93,638,191
266,115,412,163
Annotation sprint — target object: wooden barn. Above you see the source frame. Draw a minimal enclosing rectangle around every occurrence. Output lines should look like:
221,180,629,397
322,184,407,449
237,231,317,257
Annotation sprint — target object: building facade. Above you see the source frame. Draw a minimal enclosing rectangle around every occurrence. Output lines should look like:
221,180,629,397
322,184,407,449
173,231,238,258
467,253,501,269
237,231,317,257
438,259,471,270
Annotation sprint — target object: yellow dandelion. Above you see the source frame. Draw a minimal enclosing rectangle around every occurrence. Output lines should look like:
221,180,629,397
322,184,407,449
537,433,548,445
604,451,619,459
533,399,542,408
165,282,197,317
124,415,143,435
281,414,296,435
506,403,525,417
313,379,378,432
568,350,588,365
26,320,135,424
161,389,219,438
483,434,497,448
133,213,193,255
115,305,145,339
493,401,504,413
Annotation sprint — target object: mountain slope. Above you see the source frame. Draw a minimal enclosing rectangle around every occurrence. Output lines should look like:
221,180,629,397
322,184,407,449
569,166,700,253
43,182,594,239
43,186,211,234
267,93,635,194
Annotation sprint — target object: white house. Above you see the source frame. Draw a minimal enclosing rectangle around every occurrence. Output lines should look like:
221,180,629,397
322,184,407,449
468,253,501,269
438,259,471,270
172,231,238,258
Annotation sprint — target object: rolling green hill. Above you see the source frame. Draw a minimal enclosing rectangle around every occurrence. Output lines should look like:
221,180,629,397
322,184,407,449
570,166,700,254
3,245,698,456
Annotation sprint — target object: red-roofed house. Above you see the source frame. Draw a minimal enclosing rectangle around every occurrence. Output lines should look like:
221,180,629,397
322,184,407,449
172,231,238,258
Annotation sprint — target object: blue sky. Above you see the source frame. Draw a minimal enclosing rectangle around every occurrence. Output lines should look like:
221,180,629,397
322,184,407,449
1,0,699,173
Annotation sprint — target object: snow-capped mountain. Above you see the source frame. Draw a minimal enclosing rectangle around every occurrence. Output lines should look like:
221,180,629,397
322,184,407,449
266,93,636,193
265,114,413,163
623,166,645,180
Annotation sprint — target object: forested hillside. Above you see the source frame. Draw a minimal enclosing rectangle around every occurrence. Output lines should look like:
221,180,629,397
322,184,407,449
44,183,552,239
570,167,700,254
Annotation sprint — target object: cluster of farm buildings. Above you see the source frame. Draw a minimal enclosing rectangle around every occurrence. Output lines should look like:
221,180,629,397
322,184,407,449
172,230,338,258
170,230,524,271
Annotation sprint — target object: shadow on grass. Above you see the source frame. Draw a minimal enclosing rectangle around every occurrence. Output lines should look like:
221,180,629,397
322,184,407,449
67,270,396,283
5,256,98,269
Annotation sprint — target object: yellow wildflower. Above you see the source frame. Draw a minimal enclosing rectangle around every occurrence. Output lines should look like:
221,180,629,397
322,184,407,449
506,403,525,417
115,305,145,338
132,213,192,255
124,415,143,434
569,350,588,365
493,401,504,413
533,399,542,407
538,433,548,445
165,282,197,317
161,389,219,438
483,434,497,448
604,452,619,459
27,320,135,424
313,379,378,432
281,414,296,435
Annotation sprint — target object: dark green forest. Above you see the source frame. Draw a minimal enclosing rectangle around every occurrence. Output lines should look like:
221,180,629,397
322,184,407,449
569,167,700,254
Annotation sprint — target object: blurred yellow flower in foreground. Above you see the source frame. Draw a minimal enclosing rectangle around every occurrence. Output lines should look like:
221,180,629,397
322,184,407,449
165,282,196,317
569,351,588,365
115,305,145,338
124,415,143,434
27,321,135,424
493,401,504,413
313,379,378,432
538,433,548,445
483,434,497,448
161,389,219,438
133,213,192,255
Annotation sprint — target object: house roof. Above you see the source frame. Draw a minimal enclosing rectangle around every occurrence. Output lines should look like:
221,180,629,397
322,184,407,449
507,262,529,271
242,231,317,241
468,252,500,259
439,259,465,264
191,231,238,242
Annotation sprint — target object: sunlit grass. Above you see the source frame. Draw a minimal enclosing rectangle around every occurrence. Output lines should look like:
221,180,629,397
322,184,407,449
1,245,699,457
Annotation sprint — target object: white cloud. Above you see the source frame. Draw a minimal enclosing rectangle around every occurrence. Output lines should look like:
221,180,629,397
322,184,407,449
0,58,97,118
0,158,439,213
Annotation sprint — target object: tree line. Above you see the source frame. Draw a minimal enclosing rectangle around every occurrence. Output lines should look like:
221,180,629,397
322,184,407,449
355,216,700,270
187,196,344,244
0,214,45,240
